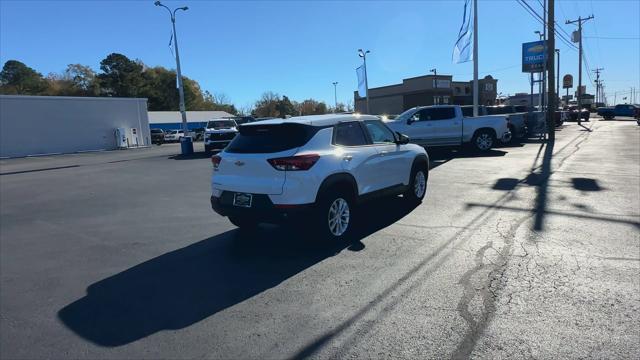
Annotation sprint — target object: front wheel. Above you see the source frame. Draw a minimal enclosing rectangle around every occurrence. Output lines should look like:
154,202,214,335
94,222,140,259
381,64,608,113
472,129,495,152
404,166,428,203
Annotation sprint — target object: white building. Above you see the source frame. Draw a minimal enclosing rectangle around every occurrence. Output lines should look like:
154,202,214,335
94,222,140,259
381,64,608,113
0,95,150,158
148,111,236,131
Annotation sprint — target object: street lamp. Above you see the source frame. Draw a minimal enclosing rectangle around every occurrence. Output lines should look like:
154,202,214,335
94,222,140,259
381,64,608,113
332,82,338,112
358,49,370,114
155,1,192,154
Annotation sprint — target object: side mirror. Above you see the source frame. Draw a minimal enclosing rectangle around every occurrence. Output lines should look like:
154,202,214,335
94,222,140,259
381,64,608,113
395,132,410,145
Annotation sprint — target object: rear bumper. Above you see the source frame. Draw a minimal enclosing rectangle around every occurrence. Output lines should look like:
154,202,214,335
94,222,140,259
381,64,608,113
210,194,314,223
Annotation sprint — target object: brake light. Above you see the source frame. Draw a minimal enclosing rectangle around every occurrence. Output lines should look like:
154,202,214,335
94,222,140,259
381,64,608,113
267,154,320,171
211,155,221,169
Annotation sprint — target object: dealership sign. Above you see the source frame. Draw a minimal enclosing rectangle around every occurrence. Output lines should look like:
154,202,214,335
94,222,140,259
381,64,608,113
562,74,573,89
522,40,547,73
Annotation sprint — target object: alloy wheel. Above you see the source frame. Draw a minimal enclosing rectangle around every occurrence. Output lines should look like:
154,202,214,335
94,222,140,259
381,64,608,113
327,198,350,236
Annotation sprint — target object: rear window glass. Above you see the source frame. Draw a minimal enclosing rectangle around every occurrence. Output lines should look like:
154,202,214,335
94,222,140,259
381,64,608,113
225,123,320,153
461,107,473,117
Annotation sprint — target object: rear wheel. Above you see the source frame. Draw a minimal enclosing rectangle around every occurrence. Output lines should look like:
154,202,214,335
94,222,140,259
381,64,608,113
229,216,258,229
472,129,495,152
315,189,354,242
404,165,428,203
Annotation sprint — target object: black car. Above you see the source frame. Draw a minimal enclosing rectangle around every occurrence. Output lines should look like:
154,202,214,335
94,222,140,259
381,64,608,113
150,128,164,144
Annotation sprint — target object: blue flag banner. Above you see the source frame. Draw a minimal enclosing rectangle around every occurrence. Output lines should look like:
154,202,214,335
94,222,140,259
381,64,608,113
452,0,473,64
356,65,366,97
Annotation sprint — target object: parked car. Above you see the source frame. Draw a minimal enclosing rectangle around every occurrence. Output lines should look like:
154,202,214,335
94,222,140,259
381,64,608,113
150,128,165,145
210,114,429,240
164,129,185,142
385,105,511,151
597,104,640,120
566,106,590,121
204,119,238,152
485,105,528,141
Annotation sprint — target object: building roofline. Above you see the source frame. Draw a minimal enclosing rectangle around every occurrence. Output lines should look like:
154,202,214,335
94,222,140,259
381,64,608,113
0,95,148,102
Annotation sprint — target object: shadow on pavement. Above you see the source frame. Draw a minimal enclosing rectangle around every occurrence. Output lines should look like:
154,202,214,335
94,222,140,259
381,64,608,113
168,151,216,160
57,196,418,347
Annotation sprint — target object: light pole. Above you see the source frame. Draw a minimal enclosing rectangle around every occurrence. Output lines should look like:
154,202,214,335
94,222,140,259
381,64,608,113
332,82,338,112
358,49,370,114
155,1,191,154
430,68,438,104
555,49,560,107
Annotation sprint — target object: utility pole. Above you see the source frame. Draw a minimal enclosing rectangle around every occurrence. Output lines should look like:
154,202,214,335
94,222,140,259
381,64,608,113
332,82,338,112
593,68,603,104
535,30,544,109
547,0,556,139
430,68,438,104
566,14,594,125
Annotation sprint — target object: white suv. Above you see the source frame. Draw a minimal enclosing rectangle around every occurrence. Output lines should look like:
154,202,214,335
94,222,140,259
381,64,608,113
210,114,429,240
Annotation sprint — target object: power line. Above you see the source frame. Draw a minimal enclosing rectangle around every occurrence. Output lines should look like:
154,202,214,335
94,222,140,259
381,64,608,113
584,36,640,40
515,0,577,51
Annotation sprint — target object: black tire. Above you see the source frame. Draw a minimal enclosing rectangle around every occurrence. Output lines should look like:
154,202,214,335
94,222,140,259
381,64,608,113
204,145,211,153
471,129,495,152
315,188,354,242
403,164,428,203
229,216,259,229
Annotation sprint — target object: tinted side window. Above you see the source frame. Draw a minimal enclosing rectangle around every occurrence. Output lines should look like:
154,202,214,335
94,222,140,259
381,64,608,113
364,120,395,143
420,107,456,120
334,122,367,146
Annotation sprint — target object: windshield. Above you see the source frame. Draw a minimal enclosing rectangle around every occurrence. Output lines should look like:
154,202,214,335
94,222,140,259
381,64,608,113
395,108,417,122
151,129,163,134
207,120,236,129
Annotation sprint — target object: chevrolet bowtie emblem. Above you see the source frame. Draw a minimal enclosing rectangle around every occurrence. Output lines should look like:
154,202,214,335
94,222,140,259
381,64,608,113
234,161,245,166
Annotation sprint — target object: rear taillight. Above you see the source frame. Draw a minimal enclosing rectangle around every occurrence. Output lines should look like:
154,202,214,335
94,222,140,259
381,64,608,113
267,154,320,171
211,155,221,169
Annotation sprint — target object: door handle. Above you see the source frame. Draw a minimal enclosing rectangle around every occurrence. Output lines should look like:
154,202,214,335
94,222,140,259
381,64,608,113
342,155,353,161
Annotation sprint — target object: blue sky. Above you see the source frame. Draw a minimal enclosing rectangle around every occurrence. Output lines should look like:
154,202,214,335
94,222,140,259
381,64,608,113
1,0,638,108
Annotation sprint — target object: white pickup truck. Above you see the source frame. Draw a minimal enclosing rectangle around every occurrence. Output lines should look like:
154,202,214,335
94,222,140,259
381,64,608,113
385,105,511,151
204,119,238,152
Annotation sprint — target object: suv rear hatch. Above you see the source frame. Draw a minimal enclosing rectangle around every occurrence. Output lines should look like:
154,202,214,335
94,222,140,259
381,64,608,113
213,123,319,195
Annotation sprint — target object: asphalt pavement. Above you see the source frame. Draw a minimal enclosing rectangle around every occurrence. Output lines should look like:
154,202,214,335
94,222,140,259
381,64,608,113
1,117,638,359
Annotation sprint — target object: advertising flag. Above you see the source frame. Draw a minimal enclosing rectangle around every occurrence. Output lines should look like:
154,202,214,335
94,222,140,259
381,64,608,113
452,0,473,64
356,65,366,97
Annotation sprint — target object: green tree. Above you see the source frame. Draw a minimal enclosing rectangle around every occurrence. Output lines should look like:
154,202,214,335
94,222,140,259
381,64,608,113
97,53,143,97
299,98,328,115
276,95,297,118
64,64,99,96
253,91,281,117
0,60,47,95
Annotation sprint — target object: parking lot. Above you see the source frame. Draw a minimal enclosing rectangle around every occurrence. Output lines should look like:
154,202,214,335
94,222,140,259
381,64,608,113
1,117,638,358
